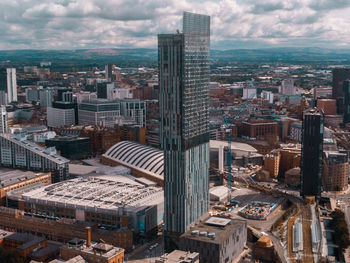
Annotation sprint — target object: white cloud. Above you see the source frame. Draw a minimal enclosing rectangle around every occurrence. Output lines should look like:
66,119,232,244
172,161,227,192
0,0,349,50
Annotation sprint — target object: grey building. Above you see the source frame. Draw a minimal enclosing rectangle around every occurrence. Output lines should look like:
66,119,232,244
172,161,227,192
0,133,69,183
0,68,17,104
301,109,324,196
78,99,145,128
105,63,113,82
39,89,53,108
158,12,210,249
179,217,247,263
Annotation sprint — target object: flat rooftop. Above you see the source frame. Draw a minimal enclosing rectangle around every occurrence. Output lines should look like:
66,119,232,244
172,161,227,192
20,177,163,214
64,239,124,260
4,232,45,250
0,169,50,188
210,140,257,153
181,216,246,245
0,133,69,165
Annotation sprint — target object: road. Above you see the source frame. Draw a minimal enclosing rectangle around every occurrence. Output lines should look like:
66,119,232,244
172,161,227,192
126,236,163,262
268,232,288,263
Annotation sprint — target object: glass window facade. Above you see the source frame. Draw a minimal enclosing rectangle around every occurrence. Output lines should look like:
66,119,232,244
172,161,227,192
159,12,210,238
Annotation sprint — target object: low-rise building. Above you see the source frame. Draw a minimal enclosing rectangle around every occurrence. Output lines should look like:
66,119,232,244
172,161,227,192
45,136,90,160
180,217,247,263
0,207,133,249
241,120,279,139
0,169,51,205
2,232,47,258
317,99,337,115
12,176,164,239
60,238,124,263
156,250,199,263
284,167,301,187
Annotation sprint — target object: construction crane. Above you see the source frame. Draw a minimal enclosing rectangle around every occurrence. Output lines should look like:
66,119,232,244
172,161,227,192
223,102,250,202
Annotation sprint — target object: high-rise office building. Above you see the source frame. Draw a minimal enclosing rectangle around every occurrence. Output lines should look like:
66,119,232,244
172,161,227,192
0,106,8,133
105,63,113,82
62,91,73,102
300,109,324,196
332,68,350,114
39,89,53,108
332,68,350,99
0,68,17,103
159,12,210,248
281,79,296,96
343,80,350,123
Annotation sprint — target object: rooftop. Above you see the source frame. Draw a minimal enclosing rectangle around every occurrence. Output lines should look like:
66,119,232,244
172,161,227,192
0,169,50,188
181,216,246,245
20,176,163,214
63,239,124,260
209,140,257,153
0,133,69,165
4,232,45,250
156,250,199,263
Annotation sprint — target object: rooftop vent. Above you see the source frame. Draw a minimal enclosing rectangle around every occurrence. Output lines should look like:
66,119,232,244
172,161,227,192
191,230,199,236
199,231,207,237
208,232,216,239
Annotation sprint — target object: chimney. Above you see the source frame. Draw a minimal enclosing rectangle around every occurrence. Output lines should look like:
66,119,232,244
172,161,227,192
86,227,91,247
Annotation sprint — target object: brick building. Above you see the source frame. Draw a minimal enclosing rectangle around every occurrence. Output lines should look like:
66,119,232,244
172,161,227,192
278,144,301,180
60,237,125,263
55,125,146,156
263,151,280,178
284,167,301,187
0,207,133,249
241,120,279,139
317,99,337,115
0,170,51,206
322,151,348,192
1,232,47,258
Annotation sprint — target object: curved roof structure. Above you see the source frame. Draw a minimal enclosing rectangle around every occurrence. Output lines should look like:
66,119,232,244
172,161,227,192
103,141,164,180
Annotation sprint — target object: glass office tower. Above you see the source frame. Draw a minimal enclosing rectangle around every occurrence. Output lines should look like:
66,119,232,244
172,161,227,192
301,108,324,196
158,12,210,249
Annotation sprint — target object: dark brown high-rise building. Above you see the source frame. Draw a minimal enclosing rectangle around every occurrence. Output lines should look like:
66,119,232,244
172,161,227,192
332,68,350,114
332,68,350,99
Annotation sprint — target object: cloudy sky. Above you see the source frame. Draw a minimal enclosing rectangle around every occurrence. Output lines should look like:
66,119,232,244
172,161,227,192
1,0,350,50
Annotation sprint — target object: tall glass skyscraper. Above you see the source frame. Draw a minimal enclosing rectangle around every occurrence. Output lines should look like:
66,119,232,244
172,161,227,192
158,12,210,249
301,108,324,196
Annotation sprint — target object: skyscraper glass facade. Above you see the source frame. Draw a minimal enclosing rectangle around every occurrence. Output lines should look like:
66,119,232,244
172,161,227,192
159,12,210,243
301,109,324,196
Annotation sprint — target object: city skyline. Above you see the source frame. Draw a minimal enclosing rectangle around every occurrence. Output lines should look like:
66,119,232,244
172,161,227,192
1,0,350,50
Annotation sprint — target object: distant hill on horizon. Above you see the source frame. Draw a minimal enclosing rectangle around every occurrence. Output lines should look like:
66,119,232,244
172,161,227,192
1,47,350,64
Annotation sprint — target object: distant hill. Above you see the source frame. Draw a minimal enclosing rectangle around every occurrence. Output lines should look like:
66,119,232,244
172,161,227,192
1,47,350,65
